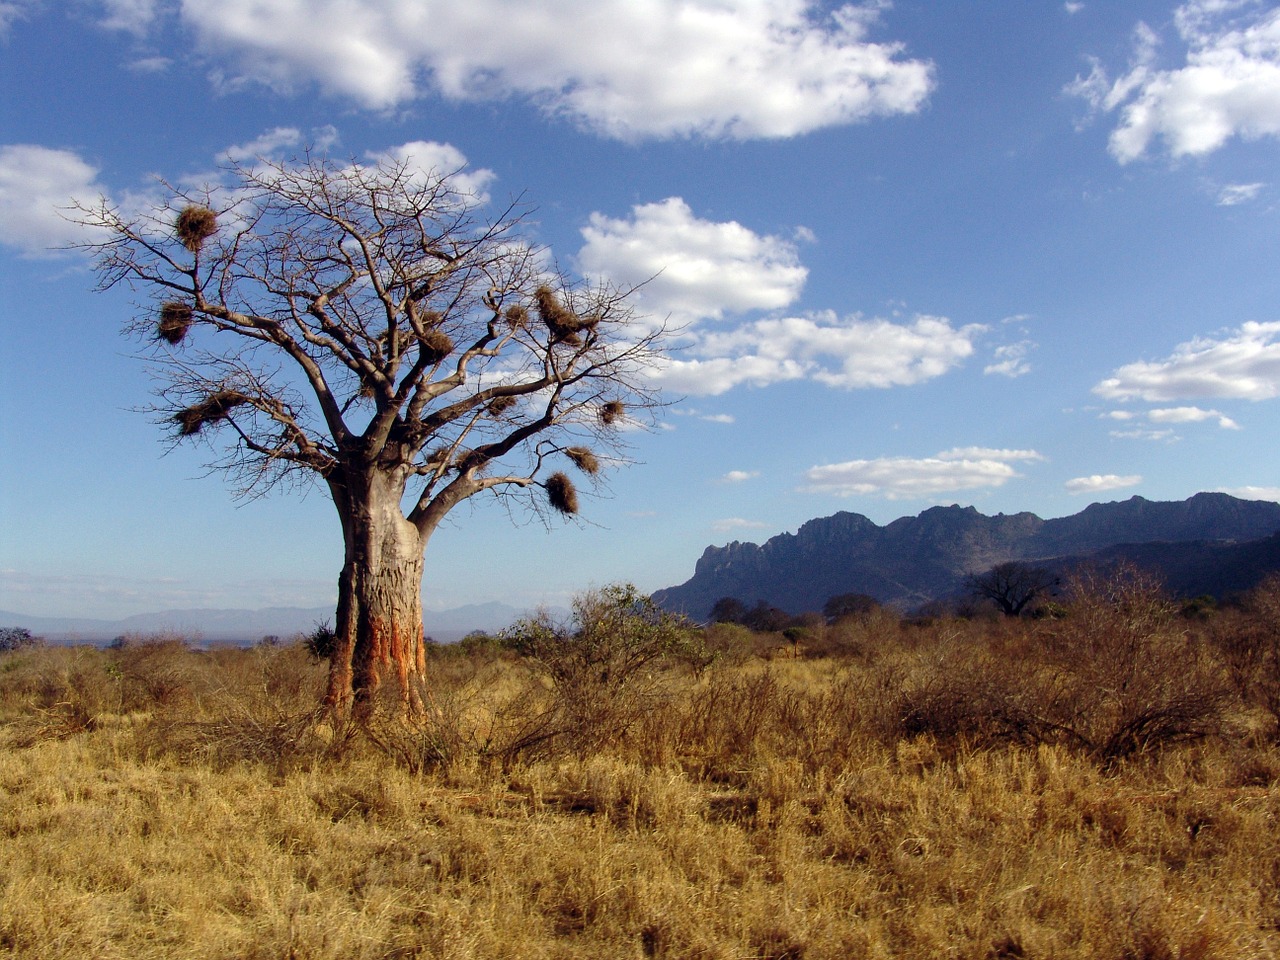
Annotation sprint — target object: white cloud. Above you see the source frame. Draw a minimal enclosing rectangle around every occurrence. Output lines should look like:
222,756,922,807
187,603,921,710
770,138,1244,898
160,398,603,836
1094,321,1280,402
711,517,770,533
364,140,495,202
718,470,759,484
177,0,933,141
1065,2,1085,13
802,447,1039,500
1218,181,1266,204
671,407,736,424
1109,427,1178,442
127,55,173,73
0,144,109,255
1147,405,1241,428
578,198,807,322
99,0,161,34
1065,474,1143,494
936,447,1046,462
0,2,34,39
220,126,310,163
1218,485,1280,502
656,312,983,396
1069,2,1280,162
1102,410,1137,420
984,340,1035,377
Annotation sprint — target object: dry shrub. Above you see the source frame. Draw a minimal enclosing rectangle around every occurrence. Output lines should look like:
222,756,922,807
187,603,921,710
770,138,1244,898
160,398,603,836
1222,572,1280,733
498,584,692,759
0,646,117,745
111,636,196,709
141,644,329,771
881,566,1233,763
1043,565,1234,762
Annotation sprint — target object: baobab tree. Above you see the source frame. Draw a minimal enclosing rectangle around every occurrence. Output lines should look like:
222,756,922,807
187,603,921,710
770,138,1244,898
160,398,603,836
79,152,669,720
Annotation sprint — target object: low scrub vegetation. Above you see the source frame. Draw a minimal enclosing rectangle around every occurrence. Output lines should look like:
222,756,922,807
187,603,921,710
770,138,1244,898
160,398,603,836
3,571,1280,958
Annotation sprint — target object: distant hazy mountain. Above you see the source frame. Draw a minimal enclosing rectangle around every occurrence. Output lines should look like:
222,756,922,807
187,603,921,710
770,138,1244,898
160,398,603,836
653,493,1280,620
0,601,525,645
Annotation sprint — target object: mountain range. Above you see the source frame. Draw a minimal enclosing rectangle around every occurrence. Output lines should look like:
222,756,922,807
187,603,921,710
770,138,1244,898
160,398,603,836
0,601,524,645
652,493,1280,620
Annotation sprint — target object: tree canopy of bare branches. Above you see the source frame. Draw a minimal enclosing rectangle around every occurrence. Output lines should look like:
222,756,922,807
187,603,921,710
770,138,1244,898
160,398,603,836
80,152,670,719
968,561,1058,618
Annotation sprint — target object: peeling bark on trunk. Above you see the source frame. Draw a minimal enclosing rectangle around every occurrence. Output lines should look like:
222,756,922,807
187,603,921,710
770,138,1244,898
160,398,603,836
324,468,426,721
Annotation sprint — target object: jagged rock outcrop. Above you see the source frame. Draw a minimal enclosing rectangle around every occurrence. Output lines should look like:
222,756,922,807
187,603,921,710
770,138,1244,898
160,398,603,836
653,493,1280,620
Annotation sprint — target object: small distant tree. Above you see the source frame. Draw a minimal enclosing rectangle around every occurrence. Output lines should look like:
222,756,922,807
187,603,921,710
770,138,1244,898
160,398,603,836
79,152,670,720
968,561,1057,617
822,592,879,623
0,626,39,652
741,600,793,633
709,596,748,624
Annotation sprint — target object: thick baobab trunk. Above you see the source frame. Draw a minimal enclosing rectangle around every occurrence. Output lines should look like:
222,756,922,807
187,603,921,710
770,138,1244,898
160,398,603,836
324,469,427,720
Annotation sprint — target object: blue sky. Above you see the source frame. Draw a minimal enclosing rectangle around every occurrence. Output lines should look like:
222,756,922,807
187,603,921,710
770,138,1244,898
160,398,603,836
2,0,1280,619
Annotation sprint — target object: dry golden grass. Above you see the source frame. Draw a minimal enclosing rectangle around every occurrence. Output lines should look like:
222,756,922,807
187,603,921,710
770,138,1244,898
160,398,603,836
2,615,1279,959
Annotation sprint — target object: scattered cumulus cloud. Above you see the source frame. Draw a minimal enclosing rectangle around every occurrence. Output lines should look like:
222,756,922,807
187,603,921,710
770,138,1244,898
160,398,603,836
1103,405,1241,435
718,470,759,484
1065,474,1143,494
1109,427,1178,442
0,2,35,39
711,517,770,534
1218,181,1266,205
936,447,1045,462
1068,2,1280,162
0,144,109,255
1065,2,1085,14
364,140,495,201
220,126,309,163
0,134,494,259
1218,485,1280,502
1147,405,1240,429
578,198,807,323
1094,321,1280,402
127,55,173,73
672,407,735,424
656,312,984,396
985,340,1035,377
802,447,1040,500
98,0,160,34
176,0,934,141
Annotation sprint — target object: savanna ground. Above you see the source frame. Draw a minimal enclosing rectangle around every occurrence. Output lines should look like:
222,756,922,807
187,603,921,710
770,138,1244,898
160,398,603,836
3,571,1280,959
